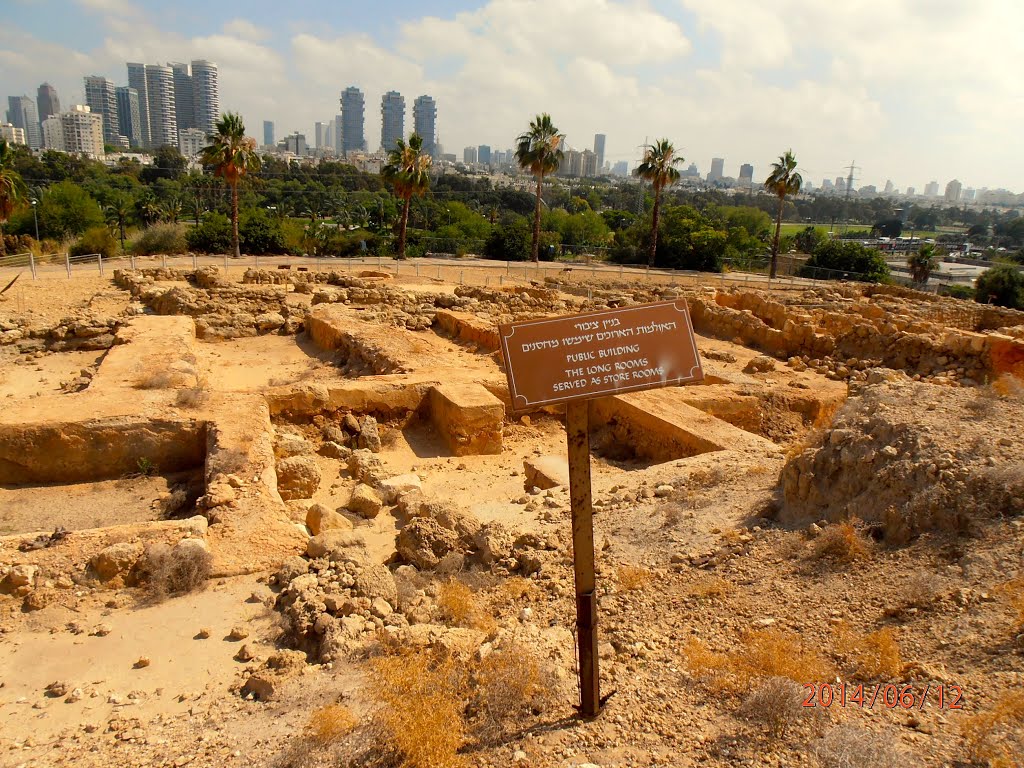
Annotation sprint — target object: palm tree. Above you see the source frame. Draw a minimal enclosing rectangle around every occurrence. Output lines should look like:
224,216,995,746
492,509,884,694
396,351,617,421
0,139,27,238
381,133,432,259
105,194,132,252
200,112,261,259
515,114,564,262
634,139,684,268
908,243,941,285
765,150,803,279
160,196,182,224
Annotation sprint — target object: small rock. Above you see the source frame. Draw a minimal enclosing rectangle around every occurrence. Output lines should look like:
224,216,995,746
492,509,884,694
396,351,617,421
235,644,257,662
196,628,211,639
347,483,383,519
92,624,112,637
227,626,249,641
133,657,151,669
45,681,70,698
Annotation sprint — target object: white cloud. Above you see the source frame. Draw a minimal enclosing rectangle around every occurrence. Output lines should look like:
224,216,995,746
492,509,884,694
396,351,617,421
221,19,270,43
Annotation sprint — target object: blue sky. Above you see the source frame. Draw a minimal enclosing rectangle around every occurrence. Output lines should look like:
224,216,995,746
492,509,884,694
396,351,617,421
3,0,1022,191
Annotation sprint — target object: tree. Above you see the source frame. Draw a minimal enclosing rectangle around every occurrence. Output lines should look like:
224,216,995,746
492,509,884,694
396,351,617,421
380,132,432,259
515,114,563,262
0,139,28,237
975,265,1024,309
794,225,825,254
634,139,684,268
200,112,261,259
800,239,890,283
37,181,104,240
105,194,132,252
765,150,803,278
907,243,941,285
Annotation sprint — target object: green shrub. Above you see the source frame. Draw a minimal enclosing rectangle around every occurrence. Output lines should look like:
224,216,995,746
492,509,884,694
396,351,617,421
186,212,232,253
69,226,119,259
239,208,286,254
131,223,187,255
800,239,890,283
975,264,1024,309
939,283,975,300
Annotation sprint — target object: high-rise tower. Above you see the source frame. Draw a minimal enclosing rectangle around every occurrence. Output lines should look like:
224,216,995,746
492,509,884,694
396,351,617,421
6,96,42,149
380,91,404,152
593,134,606,173
340,86,365,155
84,76,125,148
190,60,219,136
144,64,177,149
115,86,142,149
36,83,61,126
413,95,436,158
126,63,151,148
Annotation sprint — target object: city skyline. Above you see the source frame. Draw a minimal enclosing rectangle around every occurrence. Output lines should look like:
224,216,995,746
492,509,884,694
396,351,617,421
2,0,1022,193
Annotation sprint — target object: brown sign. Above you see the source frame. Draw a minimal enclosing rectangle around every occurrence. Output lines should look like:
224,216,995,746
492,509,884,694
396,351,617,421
499,299,704,410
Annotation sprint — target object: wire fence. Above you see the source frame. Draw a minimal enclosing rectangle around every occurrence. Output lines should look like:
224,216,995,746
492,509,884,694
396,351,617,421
0,248,958,295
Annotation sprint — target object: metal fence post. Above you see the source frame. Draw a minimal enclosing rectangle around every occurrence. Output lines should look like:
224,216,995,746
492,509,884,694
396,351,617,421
161,254,167,269
98,253,103,276
28,252,36,280
131,254,136,270
65,252,71,278
192,253,197,269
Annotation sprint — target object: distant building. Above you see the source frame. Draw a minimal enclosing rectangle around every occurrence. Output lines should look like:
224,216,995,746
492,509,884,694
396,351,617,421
905,186,916,197
44,105,104,158
179,127,206,159
821,178,834,191
612,160,629,176
593,134,606,173
126,63,152,148
835,177,847,192
562,149,583,177
738,163,754,184
6,95,41,150
340,87,365,155
36,83,60,127
281,132,306,156
144,64,177,149
463,146,477,164
85,76,127,148
190,60,219,136
0,123,26,145
380,90,404,152
859,185,877,195
477,144,491,165
581,149,598,177
924,180,939,197
682,162,699,178
170,63,194,133
963,187,976,202
707,157,724,183
314,121,326,150
883,179,894,195
323,120,333,152
115,86,142,148
263,120,275,147
944,179,962,202
412,95,436,158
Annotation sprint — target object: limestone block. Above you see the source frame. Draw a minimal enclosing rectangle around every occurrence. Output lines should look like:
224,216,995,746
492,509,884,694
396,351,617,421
428,382,503,456
523,455,570,490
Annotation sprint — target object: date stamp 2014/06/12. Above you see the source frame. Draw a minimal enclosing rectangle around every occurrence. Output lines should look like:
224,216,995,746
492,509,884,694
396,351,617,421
803,683,964,711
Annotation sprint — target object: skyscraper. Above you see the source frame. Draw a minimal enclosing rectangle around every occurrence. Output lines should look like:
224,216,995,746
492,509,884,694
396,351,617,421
944,179,962,202
170,63,194,133
593,134,606,173
924,180,939,197
126,63,151,148
263,120,275,147
36,83,60,127
6,96,41,150
144,64,177,148
340,87,365,155
738,163,754,184
190,60,219,136
707,157,725,183
380,91,404,152
84,76,125,148
477,145,491,166
333,114,343,155
46,104,104,158
314,121,326,150
115,86,142,148
412,95,436,158
463,146,477,164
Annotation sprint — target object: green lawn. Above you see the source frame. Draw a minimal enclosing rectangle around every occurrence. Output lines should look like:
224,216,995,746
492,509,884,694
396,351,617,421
779,222,948,240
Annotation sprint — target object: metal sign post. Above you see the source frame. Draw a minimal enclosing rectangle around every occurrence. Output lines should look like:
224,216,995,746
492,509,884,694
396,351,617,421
499,300,704,718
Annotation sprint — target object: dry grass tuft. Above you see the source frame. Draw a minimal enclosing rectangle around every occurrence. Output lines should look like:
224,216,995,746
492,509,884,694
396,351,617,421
996,577,1024,632
370,650,468,768
495,575,539,603
739,676,807,739
732,629,833,686
307,703,357,746
959,691,1024,767
811,521,872,563
900,571,939,609
175,386,209,408
835,624,902,679
470,644,558,742
136,370,176,389
617,564,653,592
143,542,212,599
436,579,497,634
683,575,733,600
813,724,903,767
